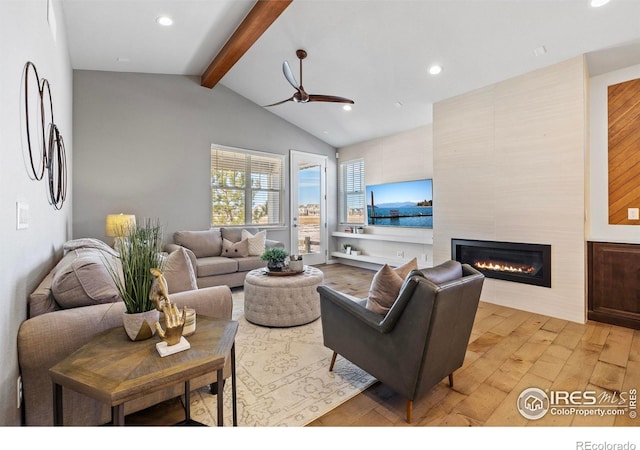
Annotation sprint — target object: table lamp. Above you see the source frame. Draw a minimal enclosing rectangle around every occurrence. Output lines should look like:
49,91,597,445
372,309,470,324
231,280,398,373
105,213,136,247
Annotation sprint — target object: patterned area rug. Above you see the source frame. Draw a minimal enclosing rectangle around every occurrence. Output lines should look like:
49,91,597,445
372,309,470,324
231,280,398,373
188,289,375,426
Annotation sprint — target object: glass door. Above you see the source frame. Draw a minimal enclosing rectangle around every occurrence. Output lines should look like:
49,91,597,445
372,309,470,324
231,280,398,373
290,151,327,265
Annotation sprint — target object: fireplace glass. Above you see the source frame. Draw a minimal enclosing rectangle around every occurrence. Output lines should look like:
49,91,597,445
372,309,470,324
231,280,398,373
451,239,551,288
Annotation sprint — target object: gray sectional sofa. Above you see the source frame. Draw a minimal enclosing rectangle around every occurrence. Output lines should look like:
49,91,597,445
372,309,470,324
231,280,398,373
17,238,233,426
165,227,285,289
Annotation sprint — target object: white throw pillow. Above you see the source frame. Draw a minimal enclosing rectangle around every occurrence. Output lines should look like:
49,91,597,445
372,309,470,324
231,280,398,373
241,229,267,256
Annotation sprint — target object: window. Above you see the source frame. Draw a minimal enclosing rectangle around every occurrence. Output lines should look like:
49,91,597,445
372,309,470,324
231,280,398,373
211,145,284,227
339,158,365,224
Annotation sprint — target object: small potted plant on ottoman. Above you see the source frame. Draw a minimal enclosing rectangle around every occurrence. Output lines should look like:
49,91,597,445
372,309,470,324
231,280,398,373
260,247,289,272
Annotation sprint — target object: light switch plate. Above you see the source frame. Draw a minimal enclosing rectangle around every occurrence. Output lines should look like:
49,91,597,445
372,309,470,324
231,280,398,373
16,202,29,230
628,208,639,220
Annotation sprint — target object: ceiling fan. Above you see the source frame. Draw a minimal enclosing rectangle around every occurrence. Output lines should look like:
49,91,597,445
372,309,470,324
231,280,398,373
264,49,355,107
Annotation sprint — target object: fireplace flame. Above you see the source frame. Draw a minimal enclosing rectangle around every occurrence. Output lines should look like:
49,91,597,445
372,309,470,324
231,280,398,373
474,261,535,274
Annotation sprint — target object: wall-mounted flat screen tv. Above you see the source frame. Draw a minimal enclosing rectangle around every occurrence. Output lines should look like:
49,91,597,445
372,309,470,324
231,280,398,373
366,179,433,228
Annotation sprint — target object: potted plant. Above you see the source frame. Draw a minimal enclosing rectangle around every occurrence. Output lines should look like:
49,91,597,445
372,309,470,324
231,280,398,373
106,218,166,340
343,243,352,254
260,247,289,272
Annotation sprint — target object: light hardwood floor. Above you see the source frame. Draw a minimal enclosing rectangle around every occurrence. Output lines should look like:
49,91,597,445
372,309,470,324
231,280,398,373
128,263,640,427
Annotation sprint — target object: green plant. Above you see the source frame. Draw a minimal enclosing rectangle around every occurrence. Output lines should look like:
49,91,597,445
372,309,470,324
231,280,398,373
343,243,351,250
107,218,165,314
260,247,289,263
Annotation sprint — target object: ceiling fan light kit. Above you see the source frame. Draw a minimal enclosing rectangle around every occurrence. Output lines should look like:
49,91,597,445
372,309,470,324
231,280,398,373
264,49,355,107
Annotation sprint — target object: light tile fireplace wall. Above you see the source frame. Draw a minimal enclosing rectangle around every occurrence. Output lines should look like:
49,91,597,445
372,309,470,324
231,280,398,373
433,56,587,324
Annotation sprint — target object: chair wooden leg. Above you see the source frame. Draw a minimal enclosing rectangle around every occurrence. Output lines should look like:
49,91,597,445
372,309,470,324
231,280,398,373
449,373,454,387
329,352,337,371
406,400,413,424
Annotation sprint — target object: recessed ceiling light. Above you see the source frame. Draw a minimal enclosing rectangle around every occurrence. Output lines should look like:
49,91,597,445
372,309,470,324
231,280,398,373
590,0,610,7
343,105,352,111
428,64,442,75
156,16,173,26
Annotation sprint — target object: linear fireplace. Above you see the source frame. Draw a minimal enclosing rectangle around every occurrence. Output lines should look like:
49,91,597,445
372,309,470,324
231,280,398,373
451,239,551,288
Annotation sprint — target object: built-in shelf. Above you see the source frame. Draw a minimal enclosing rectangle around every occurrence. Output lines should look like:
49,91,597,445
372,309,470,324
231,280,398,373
330,251,431,269
331,231,433,245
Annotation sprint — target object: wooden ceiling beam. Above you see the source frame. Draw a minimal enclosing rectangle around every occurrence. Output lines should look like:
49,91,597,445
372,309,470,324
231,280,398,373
200,0,292,89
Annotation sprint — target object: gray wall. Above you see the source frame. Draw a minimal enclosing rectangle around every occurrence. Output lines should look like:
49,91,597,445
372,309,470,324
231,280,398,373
0,0,73,425
73,71,337,250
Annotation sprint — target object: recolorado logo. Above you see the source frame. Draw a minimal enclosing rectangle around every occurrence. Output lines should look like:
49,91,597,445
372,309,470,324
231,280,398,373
517,387,637,420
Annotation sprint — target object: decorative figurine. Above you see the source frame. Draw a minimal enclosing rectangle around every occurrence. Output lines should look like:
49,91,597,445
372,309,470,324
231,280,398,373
155,300,186,346
149,268,170,311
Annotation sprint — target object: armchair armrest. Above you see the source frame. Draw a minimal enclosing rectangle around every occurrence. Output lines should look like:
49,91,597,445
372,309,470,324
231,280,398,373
171,285,233,320
317,285,385,331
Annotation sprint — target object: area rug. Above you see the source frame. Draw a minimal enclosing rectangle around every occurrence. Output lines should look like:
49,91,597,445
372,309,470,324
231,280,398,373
188,289,376,426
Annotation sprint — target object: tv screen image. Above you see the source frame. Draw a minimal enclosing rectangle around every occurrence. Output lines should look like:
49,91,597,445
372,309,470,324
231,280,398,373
366,179,433,228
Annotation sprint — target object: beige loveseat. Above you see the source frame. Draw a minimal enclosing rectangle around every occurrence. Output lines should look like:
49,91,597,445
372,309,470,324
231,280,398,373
165,227,284,289
17,238,233,426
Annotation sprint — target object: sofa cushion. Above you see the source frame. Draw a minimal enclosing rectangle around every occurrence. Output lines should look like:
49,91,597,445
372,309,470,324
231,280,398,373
162,247,198,294
236,255,267,272
51,249,123,309
174,229,222,258
221,227,258,243
241,229,266,256
365,258,418,315
196,257,239,277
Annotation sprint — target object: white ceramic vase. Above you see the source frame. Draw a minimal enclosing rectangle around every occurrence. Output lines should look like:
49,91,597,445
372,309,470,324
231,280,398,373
122,309,160,341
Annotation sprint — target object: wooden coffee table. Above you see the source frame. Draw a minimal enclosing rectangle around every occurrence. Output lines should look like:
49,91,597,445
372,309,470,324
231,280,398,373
49,315,238,426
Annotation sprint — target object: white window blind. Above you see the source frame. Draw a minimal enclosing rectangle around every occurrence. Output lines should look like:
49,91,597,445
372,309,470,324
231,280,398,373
211,145,284,226
339,158,365,224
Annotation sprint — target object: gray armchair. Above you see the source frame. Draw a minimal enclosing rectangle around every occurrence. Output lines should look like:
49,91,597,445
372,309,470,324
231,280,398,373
318,260,484,423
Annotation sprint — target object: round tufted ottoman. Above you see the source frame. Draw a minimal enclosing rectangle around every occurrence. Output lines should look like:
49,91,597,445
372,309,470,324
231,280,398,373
243,266,324,327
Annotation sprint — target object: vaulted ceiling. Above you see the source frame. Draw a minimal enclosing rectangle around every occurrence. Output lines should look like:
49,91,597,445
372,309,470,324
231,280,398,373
60,0,640,148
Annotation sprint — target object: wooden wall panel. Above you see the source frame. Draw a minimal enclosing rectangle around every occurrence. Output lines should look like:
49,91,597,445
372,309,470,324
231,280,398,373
608,77,640,224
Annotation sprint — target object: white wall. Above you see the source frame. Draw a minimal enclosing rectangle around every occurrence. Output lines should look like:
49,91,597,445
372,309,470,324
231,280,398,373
0,0,73,425
589,63,640,243
433,56,587,324
72,71,337,251
336,125,434,266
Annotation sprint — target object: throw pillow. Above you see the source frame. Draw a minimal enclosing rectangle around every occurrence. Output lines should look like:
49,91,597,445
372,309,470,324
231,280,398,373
241,229,266,256
162,247,198,294
365,264,405,315
365,258,419,315
51,249,123,309
63,238,119,257
393,257,418,279
221,238,249,258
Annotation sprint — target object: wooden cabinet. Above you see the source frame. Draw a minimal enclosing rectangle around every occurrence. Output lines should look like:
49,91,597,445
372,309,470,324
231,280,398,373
588,241,640,329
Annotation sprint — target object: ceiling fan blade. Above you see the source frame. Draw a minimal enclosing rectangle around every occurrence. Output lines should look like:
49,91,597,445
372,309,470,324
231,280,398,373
282,61,299,90
263,96,294,107
308,94,355,104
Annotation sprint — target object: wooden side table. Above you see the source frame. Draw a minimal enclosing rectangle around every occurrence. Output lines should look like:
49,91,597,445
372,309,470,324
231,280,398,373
49,316,238,426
